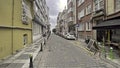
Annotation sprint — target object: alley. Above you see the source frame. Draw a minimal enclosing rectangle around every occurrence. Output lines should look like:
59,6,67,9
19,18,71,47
33,34,116,68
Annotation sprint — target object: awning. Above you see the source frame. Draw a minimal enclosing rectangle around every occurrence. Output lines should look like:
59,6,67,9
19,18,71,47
93,19,120,29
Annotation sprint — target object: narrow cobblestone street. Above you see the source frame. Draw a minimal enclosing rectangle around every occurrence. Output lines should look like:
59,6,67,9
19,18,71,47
34,34,116,68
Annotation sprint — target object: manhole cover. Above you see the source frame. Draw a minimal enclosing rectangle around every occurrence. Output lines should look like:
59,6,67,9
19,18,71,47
17,54,29,59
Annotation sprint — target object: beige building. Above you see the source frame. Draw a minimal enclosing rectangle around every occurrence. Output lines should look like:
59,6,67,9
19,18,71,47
0,0,34,59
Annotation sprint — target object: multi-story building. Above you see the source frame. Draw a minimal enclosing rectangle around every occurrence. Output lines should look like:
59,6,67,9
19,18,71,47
0,0,34,59
92,0,105,41
32,0,49,42
56,7,68,35
77,0,93,39
56,12,62,34
93,0,120,43
67,0,76,35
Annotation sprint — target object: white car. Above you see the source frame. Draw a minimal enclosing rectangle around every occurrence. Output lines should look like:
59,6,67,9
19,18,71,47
65,33,76,40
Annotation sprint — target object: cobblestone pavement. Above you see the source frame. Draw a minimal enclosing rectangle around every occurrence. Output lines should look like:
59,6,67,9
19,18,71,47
34,34,116,68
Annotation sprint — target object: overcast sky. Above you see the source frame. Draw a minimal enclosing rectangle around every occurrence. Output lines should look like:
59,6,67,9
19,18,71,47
46,0,67,30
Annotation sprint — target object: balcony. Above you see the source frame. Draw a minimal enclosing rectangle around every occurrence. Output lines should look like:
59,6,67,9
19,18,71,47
93,8,105,18
68,8,73,14
68,17,73,22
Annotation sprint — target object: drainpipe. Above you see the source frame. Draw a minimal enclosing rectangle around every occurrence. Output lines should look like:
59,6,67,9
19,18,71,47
11,0,14,54
108,30,110,42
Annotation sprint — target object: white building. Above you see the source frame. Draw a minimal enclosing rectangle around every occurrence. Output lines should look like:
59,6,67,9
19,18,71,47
33,0,49,42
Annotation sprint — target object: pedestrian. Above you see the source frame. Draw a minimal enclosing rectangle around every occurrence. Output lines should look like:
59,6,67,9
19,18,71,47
47,31,51,39
43,33,46,45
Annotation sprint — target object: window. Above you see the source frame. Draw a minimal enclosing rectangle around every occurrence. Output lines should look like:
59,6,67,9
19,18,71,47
23,34,28,45
94,0,104,11
78,9,85,19
86,22,92,31
115,0,120,11
78,23,84,31
86,5,92,15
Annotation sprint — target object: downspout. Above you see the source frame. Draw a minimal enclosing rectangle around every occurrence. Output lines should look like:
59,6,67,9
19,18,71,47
12,0,14,54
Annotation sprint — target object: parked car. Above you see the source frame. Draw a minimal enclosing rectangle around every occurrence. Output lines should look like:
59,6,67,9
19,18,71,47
65,33,76,40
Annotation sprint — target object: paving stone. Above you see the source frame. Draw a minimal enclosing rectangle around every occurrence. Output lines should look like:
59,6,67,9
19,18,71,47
7,63,24,68
17,54,29,60
25,49,36,52
0,63,10,68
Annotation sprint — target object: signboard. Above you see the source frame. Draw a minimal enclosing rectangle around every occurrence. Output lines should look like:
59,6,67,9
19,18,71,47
87,39,99,52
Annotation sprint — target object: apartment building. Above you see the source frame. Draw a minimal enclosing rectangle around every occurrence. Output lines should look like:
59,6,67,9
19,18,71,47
56,8,68,35
61,8,68,35
56,12,62,34
0,0,34,59
92,0,105,41
93,0,120,43
67,0,76,35
32,0,49,42
77,0,93,39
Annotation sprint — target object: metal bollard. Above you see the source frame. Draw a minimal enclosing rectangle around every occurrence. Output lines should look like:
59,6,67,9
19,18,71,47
29,54,33,68
109,47,114,59
40,43,43,52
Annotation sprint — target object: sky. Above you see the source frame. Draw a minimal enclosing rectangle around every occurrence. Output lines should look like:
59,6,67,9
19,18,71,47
46,0,67,30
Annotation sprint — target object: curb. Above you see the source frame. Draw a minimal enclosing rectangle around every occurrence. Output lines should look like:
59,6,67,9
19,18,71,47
75,40,120,68
99,53,120,68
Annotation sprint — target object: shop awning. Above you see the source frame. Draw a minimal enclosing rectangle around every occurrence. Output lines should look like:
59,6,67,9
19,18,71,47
93,19,120,29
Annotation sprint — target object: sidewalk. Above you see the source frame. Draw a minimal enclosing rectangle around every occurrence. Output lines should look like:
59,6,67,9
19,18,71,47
0,39,43,68
77,38,120,68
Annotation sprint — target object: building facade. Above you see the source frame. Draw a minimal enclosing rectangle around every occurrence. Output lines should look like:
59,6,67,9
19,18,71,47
0,0,34,59
32,0,49,42
67,0,76,35
77,0,93,39
92,0,105,41
56,8,68,35
93,0,120,43
105,0,120,43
